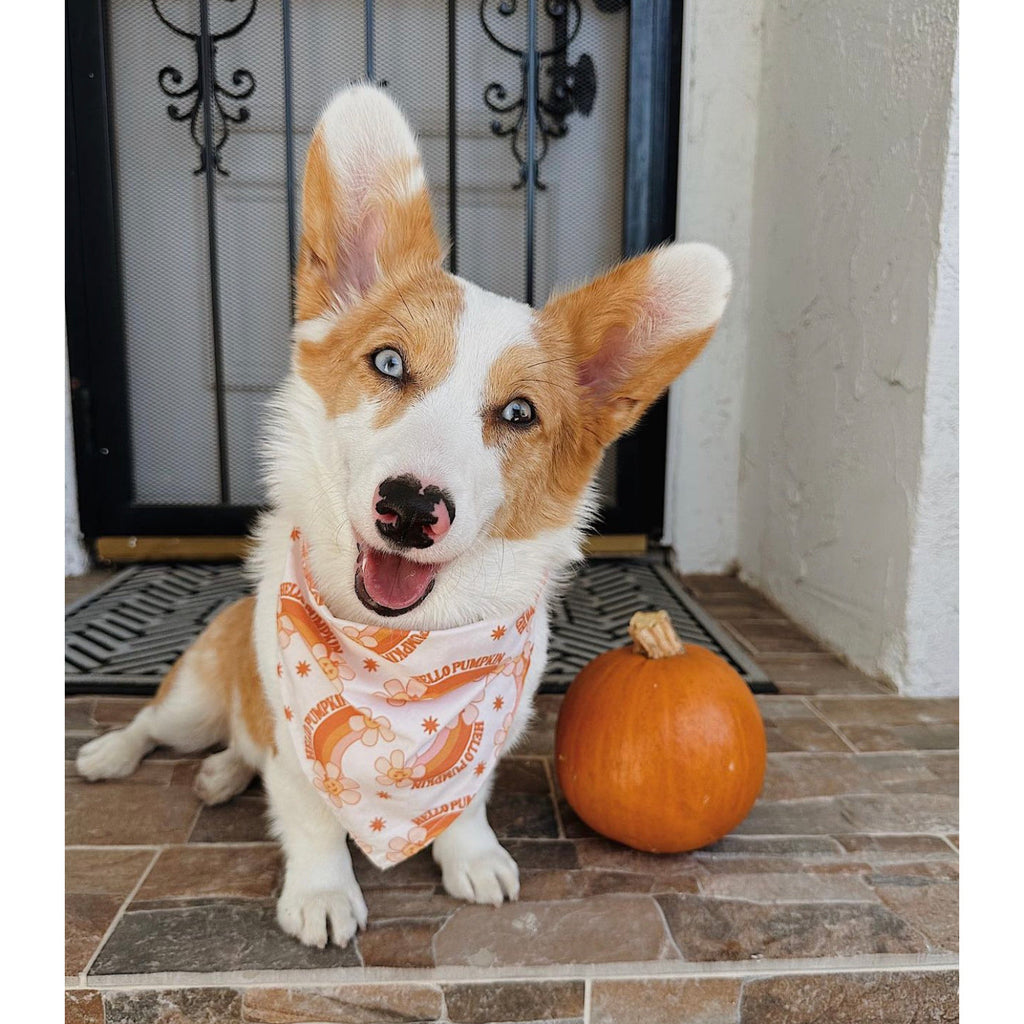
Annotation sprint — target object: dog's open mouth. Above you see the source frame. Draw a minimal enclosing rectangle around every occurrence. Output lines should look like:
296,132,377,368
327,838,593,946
354,543,439,617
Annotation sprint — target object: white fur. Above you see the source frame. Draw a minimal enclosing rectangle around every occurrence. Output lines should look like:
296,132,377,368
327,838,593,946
648,242,733,337
431,777,520,905
318,84,421,198
263,740,368,947
77,84,728,949
194,748,255,806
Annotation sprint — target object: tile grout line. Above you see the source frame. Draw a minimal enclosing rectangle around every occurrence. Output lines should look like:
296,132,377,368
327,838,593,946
802,694,957,702
428,908,457,971
764,749,958,760
800,697,860,753
735,974,748,1023
541,756,567,840
79,846,163,984
718,621,760,659
353,924,366,970
724,829,959,840
745,653,856,662
647,894,684,962
184,793,210,843
67,840,276,852
68,827,960,850
66,950,960,991
67,844,164,852
721,630,834,665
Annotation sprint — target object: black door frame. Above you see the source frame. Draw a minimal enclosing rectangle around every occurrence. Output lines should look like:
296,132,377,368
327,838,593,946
66,0,683,542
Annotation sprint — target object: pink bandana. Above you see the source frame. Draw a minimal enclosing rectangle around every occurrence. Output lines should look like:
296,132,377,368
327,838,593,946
276,529,537,869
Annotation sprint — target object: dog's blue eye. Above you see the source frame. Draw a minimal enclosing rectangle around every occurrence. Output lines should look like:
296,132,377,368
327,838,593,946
372,348,405,379
501,398,535,426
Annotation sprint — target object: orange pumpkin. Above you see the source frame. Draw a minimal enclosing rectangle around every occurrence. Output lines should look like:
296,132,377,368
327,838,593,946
555,610,766,853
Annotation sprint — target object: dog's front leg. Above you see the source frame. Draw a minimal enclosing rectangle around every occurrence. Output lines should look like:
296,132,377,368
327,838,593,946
263,753,367,948
431,780,519,906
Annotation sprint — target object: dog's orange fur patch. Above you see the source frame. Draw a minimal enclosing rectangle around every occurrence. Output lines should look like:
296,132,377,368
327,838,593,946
483,341,599,540
543,252,716,442
294,133,340,323
226,598,276,752
152,596,275,753
296,269,461,422
293,128,460,420
295,138,442,323
150,660,180,706
488,251,716,540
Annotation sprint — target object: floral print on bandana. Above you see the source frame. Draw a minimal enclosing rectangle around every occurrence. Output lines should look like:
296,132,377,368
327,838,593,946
378,677,428,706
374,750,426,788
350,709,395,746
312,761,360,807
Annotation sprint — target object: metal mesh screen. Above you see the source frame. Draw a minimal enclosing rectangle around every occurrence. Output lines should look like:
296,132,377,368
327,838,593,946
105,0,630,511
109,0,224,505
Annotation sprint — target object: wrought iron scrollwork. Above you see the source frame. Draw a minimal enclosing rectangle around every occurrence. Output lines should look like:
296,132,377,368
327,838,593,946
152,0,257,176
481,0,627,188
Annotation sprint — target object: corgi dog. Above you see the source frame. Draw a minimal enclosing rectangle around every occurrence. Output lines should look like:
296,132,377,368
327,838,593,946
76,85,730,948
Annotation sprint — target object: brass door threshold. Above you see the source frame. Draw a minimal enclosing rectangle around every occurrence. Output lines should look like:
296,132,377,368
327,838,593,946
95,536,250,563
583,534,648,557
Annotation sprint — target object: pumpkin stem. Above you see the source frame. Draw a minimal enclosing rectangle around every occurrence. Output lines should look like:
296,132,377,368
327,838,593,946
628,610,686,658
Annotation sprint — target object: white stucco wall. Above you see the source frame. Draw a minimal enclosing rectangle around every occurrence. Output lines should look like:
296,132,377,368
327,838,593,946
736,0,957,687
667,0,958,693
664,0,764,571
898,54,958,695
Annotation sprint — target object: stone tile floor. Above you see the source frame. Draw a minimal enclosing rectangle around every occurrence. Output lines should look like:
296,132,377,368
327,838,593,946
66,572,958,1023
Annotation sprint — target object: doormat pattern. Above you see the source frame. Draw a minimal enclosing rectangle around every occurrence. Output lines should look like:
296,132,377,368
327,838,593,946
65,559,775,695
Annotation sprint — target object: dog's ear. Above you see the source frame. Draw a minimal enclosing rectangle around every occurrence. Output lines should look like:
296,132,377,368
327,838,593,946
295,85,442,321
540,243,731,445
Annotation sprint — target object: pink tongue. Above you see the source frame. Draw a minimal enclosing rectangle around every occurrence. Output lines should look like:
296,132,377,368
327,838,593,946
360,547,437,610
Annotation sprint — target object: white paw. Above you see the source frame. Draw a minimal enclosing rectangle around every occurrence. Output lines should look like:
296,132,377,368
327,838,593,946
194,750,254,805
276,882,368,949
76,730,145,781
439,842,520,906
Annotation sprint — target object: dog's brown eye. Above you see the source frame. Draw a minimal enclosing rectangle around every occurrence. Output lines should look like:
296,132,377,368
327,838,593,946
501,398,535,426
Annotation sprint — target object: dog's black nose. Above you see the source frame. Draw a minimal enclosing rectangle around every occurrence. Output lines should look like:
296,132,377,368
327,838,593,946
373,475,455,549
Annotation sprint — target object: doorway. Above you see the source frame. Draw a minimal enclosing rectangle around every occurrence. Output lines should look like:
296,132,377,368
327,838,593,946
67,0,683,549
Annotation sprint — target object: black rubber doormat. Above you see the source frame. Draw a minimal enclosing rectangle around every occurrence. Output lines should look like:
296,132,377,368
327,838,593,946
65,559,775,696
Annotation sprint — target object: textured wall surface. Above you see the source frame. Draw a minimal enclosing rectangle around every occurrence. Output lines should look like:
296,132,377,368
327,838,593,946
899,56,958,695
736,0,958,687
665,0,765,571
